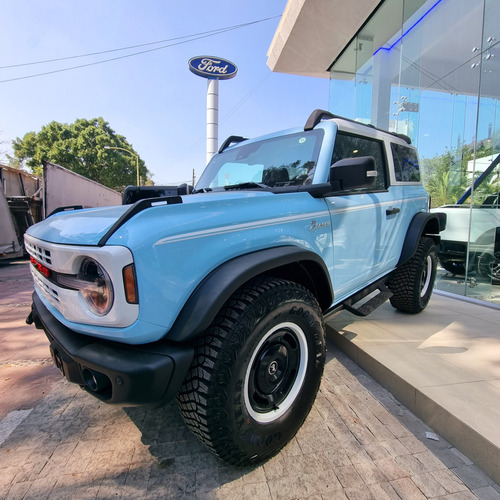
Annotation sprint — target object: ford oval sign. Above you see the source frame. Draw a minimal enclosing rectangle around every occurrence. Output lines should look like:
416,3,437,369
188,56,237,80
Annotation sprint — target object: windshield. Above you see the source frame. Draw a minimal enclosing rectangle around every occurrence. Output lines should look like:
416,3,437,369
196,130,324,191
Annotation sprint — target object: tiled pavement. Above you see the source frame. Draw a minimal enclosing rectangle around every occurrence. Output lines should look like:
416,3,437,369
1,261,500,499
0,260,60,421
327,293,500,487
2,338,500,499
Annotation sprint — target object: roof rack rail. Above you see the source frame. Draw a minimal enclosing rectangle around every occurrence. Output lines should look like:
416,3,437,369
304,109,411,144
304,109,335,131
218,135,248,153
392,132,412,144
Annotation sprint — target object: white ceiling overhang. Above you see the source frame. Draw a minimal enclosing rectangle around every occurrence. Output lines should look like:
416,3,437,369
267,0,382,78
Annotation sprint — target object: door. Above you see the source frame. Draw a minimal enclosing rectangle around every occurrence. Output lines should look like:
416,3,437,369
327,132,404,301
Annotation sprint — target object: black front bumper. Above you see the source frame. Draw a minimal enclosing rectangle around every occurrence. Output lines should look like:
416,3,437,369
29,292,194,408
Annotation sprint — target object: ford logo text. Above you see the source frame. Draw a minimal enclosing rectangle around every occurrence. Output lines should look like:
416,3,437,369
189,56,238,80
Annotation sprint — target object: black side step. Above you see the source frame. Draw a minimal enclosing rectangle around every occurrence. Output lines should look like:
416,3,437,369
343,281,393,317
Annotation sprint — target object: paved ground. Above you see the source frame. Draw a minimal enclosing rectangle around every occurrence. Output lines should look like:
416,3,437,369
0,259,60,420
327,292,500,486
1,260,499,499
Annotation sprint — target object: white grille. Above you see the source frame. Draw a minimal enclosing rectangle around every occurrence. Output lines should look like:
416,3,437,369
25,240,52,266
32,271,59,303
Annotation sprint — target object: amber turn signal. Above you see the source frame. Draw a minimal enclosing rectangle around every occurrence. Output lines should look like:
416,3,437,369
123,264,139,304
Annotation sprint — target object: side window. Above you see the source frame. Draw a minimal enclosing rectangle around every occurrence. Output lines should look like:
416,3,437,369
331,133,387,190
391,143,421,182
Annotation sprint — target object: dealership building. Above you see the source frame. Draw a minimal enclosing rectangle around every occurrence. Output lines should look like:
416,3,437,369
268,0,500,306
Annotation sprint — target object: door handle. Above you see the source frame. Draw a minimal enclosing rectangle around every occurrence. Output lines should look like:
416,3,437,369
386,208,400,216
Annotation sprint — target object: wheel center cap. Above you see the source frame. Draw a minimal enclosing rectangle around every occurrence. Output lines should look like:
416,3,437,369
268,361,278,375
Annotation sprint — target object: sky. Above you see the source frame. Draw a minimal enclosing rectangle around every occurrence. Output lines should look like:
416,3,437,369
0,1,329,186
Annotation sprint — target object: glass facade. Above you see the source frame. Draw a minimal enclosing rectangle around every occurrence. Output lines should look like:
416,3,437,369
330,0,500,304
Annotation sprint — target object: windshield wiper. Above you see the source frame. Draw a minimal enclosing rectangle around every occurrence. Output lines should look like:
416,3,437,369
223,182,269,190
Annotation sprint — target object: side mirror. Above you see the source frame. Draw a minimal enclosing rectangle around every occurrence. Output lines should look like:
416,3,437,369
329,156,377,191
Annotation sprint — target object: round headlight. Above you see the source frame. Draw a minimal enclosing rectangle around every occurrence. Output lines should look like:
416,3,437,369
78,257,114,316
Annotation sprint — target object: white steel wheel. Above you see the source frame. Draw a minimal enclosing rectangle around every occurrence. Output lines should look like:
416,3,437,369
244,321,308,423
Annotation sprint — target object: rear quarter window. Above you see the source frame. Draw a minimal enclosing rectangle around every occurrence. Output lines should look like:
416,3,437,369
391,143,421,182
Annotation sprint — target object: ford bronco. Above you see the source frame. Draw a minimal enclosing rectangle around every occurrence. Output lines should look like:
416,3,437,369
25,110,445,465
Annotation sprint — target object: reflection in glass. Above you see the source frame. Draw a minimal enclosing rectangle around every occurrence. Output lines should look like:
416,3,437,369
329,0,500,304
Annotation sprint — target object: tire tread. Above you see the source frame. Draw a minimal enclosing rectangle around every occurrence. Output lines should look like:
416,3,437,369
177,277,324,465
389,237,437,313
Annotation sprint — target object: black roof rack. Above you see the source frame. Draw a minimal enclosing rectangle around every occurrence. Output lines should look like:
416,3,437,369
304,109,411,144
218,135,248,153
392,132,412,144
304,110,336,131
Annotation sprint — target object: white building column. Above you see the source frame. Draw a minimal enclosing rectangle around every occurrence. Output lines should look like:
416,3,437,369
206,79,219,164
371,50,392,130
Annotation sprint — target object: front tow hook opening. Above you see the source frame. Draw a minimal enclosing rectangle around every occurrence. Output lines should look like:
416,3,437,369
82,367,112,397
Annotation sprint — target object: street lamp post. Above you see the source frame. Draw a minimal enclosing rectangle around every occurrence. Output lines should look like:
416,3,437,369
104,146,140,186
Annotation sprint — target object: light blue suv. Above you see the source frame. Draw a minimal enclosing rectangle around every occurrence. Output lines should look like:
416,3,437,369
25,110,446,465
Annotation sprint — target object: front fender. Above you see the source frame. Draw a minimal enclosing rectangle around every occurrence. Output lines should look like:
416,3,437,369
166,246,332,343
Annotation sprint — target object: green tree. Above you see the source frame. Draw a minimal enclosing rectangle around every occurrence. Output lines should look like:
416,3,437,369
421,140,500,207
11,118,150,190
421,150,467,207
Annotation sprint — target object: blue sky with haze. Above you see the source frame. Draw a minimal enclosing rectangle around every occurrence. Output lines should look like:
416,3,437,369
0,1,329,185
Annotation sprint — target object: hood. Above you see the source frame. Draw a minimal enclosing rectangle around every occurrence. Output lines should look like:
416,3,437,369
25,190,275,246
26,205,130,245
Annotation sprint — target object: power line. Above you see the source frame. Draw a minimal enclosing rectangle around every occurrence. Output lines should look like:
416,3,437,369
157,71,273,183
0,22,261,69
0,16,280,83
0,28,232,83
221,73,271,123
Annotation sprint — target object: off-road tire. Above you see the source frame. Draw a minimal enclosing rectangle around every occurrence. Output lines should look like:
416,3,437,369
177,277,326,466
389,237,437,313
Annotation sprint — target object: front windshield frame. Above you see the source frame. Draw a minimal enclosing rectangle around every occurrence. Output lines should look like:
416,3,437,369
196,129,324,191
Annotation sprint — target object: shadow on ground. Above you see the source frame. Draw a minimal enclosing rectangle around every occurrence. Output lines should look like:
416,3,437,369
1,338,496,499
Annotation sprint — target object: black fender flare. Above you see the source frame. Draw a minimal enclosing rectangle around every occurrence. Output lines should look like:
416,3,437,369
398,212,446,266
166,246,333,343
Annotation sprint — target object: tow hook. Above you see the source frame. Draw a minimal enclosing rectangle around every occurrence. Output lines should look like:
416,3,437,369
26,307,43,329
26,311,34,325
